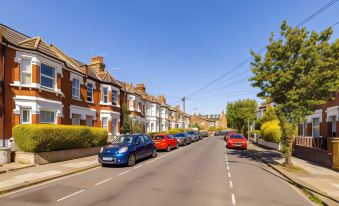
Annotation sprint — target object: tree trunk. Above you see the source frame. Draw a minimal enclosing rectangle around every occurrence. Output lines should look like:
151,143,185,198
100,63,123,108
278,113,297,168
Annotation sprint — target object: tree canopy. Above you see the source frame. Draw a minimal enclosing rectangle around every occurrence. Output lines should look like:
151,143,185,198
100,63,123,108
226,99,257,134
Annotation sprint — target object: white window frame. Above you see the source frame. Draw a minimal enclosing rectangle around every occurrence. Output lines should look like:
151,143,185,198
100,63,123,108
21,108,31,124
20,58,32,85
87,83,93,102
72,78,80,99
102,117,108,131
72,114,81,125
102,87,109,103
112,90,118,106
40,110,55,124
40,63,56,90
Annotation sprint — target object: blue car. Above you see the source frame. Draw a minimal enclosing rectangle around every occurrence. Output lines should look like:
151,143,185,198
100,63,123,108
98,133,157,167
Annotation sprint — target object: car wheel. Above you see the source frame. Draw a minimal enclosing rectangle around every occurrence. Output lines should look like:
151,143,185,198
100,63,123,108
101,164,108,167
176,142,179,149
127,153,136,167
151,148,157,158
166,145,171,152
184,141,187,146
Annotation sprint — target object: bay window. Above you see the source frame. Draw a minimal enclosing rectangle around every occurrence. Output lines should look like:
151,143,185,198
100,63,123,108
112,90,118,106
21,58,32,85
102,87,109,103
40,111,55,123
72,79,80,98
102,117,108,130
41,64,55,89
87,83,93,102
21,109,31,124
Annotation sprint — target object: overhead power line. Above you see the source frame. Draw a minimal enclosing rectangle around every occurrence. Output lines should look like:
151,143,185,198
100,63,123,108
185,0,338,99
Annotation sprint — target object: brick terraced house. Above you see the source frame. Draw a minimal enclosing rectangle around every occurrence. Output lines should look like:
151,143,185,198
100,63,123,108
0,23,190,146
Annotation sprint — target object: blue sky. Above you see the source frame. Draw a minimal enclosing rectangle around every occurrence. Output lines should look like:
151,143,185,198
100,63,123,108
1,0,338,114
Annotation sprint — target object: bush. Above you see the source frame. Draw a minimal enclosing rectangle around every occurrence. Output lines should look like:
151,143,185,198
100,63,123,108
167,128,184,134
148,132,160,137
261,120,281,143
13,124,108,152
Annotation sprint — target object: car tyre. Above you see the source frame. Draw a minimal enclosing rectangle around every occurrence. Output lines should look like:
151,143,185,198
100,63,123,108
127,153,136,167
166,145,171,152
176,142,179,149
152,148,157,158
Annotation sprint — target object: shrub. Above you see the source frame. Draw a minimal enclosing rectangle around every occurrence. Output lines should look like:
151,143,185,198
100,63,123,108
148,132,160,137
167,128,184,134
261,120,281,143
13,124,108,153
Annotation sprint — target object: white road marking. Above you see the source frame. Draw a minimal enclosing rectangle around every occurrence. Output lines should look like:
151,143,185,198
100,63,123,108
228,172,231,178
226,161,229,165
231,193,236,205
134,164,144,169
118,170,130,176
227,166,230,171
229,180,233,189
145,159,155,164
95,178,111,186
57,189,85,202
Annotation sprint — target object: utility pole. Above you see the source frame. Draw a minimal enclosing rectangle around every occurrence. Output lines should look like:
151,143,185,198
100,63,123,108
182,96,186,114
247,118,250,140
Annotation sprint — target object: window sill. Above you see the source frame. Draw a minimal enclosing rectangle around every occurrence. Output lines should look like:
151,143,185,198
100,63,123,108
72,97,82,102
10,83,64,96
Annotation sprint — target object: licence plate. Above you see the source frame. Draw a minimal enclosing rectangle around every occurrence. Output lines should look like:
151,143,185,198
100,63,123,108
234,143,242,147
102,157,113,161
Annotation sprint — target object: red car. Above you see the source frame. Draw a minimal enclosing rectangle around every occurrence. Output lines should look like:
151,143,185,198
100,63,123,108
226,134,247,149
153,134,179,152
224,131,237,142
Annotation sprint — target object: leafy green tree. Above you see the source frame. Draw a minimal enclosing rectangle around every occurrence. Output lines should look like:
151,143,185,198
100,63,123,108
250,21,339,167
261,107,278,124
121,103,131,134
226,99,258,134
192,122,201,130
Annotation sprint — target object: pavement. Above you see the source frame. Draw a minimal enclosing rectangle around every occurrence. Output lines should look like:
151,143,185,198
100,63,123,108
249,142,339,206
0,136,314,206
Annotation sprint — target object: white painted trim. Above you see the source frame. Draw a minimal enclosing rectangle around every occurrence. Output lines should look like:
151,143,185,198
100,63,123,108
307,109,322,123
86,79,96,89
69,105,97,120
10,83,64,96
326,106,339,122
70,72,84,85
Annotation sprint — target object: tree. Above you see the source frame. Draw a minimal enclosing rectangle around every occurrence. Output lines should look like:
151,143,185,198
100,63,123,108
121,103,131,134
261,107,278,124
250,21,339,167
192,123,201,130
226,99,258,134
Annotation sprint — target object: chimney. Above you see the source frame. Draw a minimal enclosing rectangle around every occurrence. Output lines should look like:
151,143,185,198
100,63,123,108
175,105,180,110
158,95,166,104
135,84,146,93
89,56,105,73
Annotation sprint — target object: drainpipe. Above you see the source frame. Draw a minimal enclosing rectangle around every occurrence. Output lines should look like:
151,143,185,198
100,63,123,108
1,40,6,147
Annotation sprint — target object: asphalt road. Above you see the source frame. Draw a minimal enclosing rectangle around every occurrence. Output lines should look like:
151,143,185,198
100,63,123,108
0,136,312,206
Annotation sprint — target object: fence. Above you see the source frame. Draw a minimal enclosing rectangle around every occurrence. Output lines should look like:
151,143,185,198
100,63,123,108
294,136,327,151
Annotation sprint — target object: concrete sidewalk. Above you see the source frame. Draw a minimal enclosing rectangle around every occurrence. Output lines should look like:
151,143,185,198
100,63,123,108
249,142,339,205
0,155,99,195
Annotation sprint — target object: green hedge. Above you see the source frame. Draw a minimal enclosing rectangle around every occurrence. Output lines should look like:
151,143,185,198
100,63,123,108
248,130,261,137
260,120,281,143
167,128,185,134
13,124,108,153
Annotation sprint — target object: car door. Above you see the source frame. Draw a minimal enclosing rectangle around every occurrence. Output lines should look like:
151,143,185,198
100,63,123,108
168,135,176,147
143,135,153,156
135,135,146,159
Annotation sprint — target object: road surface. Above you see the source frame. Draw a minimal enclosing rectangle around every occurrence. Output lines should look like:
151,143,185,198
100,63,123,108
0,136,312,206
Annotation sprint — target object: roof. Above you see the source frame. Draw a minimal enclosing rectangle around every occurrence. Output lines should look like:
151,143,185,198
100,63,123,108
0,23,29,45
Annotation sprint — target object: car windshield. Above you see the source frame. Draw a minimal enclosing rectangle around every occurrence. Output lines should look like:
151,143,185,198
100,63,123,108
230,134,244,139
113,135,134,144
153,135,164,140
174,133,185,138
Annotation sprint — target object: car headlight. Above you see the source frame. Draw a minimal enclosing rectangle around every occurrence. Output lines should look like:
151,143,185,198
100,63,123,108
118,147,128,154
100,147,104,153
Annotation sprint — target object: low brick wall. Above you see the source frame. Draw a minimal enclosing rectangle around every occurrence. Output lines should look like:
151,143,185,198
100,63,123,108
258,138,282,151
292,145,332,168
15,146,102,165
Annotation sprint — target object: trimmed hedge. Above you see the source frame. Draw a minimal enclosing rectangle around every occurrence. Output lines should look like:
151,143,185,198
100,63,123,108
260,120,281,143
13,124,108,153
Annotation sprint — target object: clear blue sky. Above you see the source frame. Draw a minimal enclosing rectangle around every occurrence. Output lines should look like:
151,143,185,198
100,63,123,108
1,0,338,114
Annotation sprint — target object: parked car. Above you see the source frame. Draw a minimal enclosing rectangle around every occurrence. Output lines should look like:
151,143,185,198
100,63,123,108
226,134,247,149
197,132,203,140
224,130,237,142
153,133,179,152
186,131,200,142
200,131,208,137
98,133,157,167
174,132,191,146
